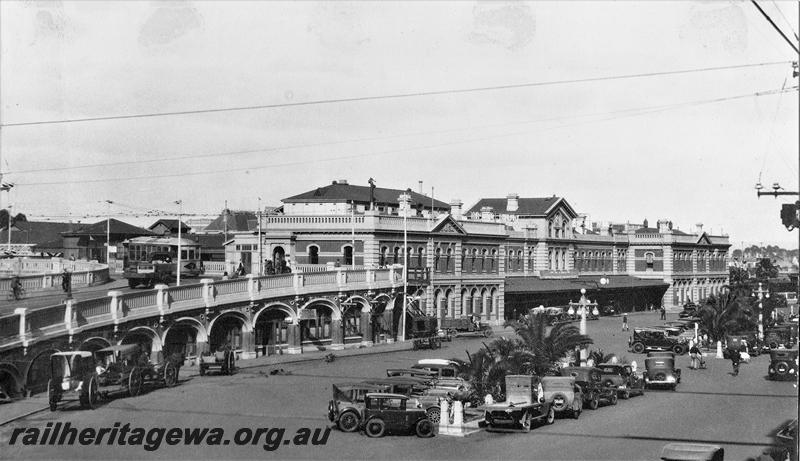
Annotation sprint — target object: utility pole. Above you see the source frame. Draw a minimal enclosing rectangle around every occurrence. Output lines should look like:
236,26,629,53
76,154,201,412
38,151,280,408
175,200,183,286
105,200,113,268
258,197,262,276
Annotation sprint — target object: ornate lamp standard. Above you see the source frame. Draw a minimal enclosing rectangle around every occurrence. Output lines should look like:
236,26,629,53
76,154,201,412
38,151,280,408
752,282,770,343
578,277,608,365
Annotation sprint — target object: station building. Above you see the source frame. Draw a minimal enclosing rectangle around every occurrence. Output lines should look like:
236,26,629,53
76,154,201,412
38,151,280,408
226,180,730,337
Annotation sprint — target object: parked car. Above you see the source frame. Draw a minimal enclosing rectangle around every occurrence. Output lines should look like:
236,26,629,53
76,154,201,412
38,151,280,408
482,375,554,432
764,324,799,350
629,327,690,355
596,363,645,399
724,334,760,358
363,376,452,424
411,359,477,404
644,357,679,390
141,351,182,388
647,352,681,383
93,344,148,399
559,366,617,409
47,351,99,411
678,305,700,319
660,443,723,461
440,316,493,338
361,393,435,438
767,349,798,381
386,368,438,383
541,376,583,419
199,349,236,376
328,382,389,432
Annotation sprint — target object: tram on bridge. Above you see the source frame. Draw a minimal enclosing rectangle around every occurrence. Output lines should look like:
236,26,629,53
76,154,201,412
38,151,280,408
122,236,203,288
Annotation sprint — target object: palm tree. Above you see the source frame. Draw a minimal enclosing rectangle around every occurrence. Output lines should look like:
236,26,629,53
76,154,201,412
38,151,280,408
505,312,593,375
453,336,535,401
697,290,751,358
587,349,617,366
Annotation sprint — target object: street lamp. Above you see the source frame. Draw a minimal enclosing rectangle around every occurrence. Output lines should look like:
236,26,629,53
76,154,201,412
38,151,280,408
103,200,113,269
752,282,770,342
174,200,183,287
579,288,588,366
399,192,411,342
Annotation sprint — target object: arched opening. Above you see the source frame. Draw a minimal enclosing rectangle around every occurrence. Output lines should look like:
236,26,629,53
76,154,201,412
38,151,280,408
79,337,112,353
371,297,391,343
462,289,471,316
343,245,353,266
163,320,204,359
379,246,388,267
472,288,482,317
435,290,446,320
308,245,319,265
446,290,455,318
25,349,60,395
491,288,499,320
209,313,246,352
120,328,161,360
342,303,363,341
300,304,334,349
254,307,291,356
0,364,23,399
273,246,286,269
483,288,491,317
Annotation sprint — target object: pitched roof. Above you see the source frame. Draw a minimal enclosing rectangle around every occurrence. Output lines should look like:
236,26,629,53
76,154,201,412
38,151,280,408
0,221,75,245
282,182,450,209
148,219,191,233
203,210,257,233
465,196,573,216
634,227,660,234
61,218,153,237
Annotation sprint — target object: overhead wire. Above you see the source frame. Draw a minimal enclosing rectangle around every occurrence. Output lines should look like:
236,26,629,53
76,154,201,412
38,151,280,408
0,61,791,128
12,85,797,188
770,0,799,41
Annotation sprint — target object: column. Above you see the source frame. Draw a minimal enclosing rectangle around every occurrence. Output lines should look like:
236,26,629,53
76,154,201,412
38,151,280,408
200,278,215,313
155,284,169,323
108,290,122,334
330,317,344,350
286,320,301,354
361,308,373,347
13,307,27,348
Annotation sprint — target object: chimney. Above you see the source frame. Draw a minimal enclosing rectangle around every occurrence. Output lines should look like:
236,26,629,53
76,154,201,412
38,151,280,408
696,223,704,234
506,193,519,212
337,179,348,185
418,180,423,195
450,199,463,220
657,219,670,233
480,206,494,221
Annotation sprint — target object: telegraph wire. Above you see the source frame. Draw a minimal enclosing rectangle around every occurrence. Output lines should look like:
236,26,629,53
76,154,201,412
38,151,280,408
6,84,798,176
770,0,799,41
0,61,791,128
750,1,799,53
12,85,797,188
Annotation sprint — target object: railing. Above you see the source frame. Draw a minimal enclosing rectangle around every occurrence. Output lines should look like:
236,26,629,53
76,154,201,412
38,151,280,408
267,215,365,225
0,267,404,351
202,261,226,274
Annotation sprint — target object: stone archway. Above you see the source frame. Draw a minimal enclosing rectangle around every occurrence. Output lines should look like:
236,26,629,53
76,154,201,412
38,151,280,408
253,304,295,356
121,326,163,361
299,300,339,351
163,318,208,360
79,336,113,353
208,311,250,353
0,362,24,398
24,348,61,395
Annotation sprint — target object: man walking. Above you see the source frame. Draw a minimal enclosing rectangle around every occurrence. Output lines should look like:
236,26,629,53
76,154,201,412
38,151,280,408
622,313,629,331
660,305,666,320
728,347,741,376
689,343,701,369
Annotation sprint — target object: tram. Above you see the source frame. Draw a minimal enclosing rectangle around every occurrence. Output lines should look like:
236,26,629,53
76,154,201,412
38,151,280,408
122,236,203,288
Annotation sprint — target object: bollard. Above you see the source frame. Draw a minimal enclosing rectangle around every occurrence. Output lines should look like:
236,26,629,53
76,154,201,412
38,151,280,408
439,399,450,433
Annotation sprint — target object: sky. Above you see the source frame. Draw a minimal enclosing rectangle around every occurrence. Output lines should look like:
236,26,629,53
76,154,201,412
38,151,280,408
0,1,798,248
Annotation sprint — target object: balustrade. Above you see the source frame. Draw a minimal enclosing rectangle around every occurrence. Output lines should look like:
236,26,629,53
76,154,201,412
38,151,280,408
26,305,67,333
120,292,159,311
78,297,112,319
0,314,20,344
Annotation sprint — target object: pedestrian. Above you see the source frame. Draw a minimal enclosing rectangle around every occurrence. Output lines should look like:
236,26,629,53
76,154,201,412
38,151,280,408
728,347,741,376
689,343,701,369
222,271,229,280
622,313,629,331
660,306,666,320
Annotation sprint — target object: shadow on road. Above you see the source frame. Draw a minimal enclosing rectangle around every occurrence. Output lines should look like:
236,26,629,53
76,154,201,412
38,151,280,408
540,430,777,448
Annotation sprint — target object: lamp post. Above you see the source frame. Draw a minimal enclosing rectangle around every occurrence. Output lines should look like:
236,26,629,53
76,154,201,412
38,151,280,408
752,282,770,343
579,288,588,366
104,200,113,268
258,197,262,276
175,200,183,287
399,192,411,342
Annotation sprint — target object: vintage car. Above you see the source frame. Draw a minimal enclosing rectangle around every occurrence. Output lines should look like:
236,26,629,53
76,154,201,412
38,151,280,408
141,351,181,388
361,393,435,438
647,352,681,383
440,316,493,338
93,344,148,398
767,349,799,381
48,351,99,411
362,376,448,424
328,382,389,432
644,357,679,390
559,367,617,409
629,327,690,355
764,324,799,350
660,443,723,461
411,359,476,401
199,349,236,376
386,368,438,383
596,363,645,399
483,375,555,432
541,376,583,419
724,334,760,358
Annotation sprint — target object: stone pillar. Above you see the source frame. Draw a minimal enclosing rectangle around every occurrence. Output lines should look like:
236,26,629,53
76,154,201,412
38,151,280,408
330,317,344,350
361,309,373,347
64,299,75,340
293,272,304,295
155,284,169,323
246,274,257,301
452,400,464,427
13,307,27,349
439,399,450,432
286,321,301,354
108,290,122,334
200,278,215,313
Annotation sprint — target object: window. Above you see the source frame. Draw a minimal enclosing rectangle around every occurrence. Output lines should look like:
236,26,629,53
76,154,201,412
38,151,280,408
645,252,654,270
434,248,442,272
343,245,353,266
379,246,387,267
309,245,319,265
393,247,400,264
417,247,425,268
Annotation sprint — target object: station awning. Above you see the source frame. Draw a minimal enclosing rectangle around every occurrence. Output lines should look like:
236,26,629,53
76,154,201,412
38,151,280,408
504,275,669,294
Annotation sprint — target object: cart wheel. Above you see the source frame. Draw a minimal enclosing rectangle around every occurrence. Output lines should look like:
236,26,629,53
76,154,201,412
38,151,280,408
128,368,143,397
163,362,178,387
87,376,98,409
47,379,59,412
415,418,435,438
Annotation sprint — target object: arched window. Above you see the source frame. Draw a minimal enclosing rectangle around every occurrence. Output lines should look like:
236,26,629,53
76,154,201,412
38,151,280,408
548,220,553,238
645,252,654,270
562,219,568,238
379,246,388,267
434,248,442,272
491,249,497,272
393,247,400,264
471,249,478,273
308,245,319,265
417,246,425,269
343,245,353,266
446,248,453,272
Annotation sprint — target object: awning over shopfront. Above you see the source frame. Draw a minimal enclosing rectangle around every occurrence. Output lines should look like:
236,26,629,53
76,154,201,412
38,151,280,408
505,275,669,294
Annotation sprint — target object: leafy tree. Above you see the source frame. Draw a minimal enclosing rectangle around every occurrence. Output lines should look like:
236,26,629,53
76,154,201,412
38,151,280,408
453,337,535,401
505,312,593,375
697,291,752,358
755,258,779,280
0,210,27,229
729,266,749,287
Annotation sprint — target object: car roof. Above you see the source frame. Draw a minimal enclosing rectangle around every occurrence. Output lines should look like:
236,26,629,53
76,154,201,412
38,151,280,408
416,359,458,366
51,351,93,358
363,377,429,385
646,357,674,367
96,344,140,354
660,443,723,460
386,368,437,376
365,393,409,399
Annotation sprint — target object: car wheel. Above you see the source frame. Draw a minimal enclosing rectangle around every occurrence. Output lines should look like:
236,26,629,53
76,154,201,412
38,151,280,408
338,411,360,433
551,393,567,412
364,418,386,438
632,342,645,354
609,393,618,406
520,411,532,432
774,361,790,376
48,379,59,412
769,342,779,350
426,406,441,425
415,419,435,438
163,362,178,387
621,390,630,400
545,406,555,425
483,329,493,338
87,377,98,409
673,345,686,355
128,368,143,397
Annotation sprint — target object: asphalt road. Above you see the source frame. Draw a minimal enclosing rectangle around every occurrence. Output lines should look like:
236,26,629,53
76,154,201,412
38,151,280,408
1,312,796,460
